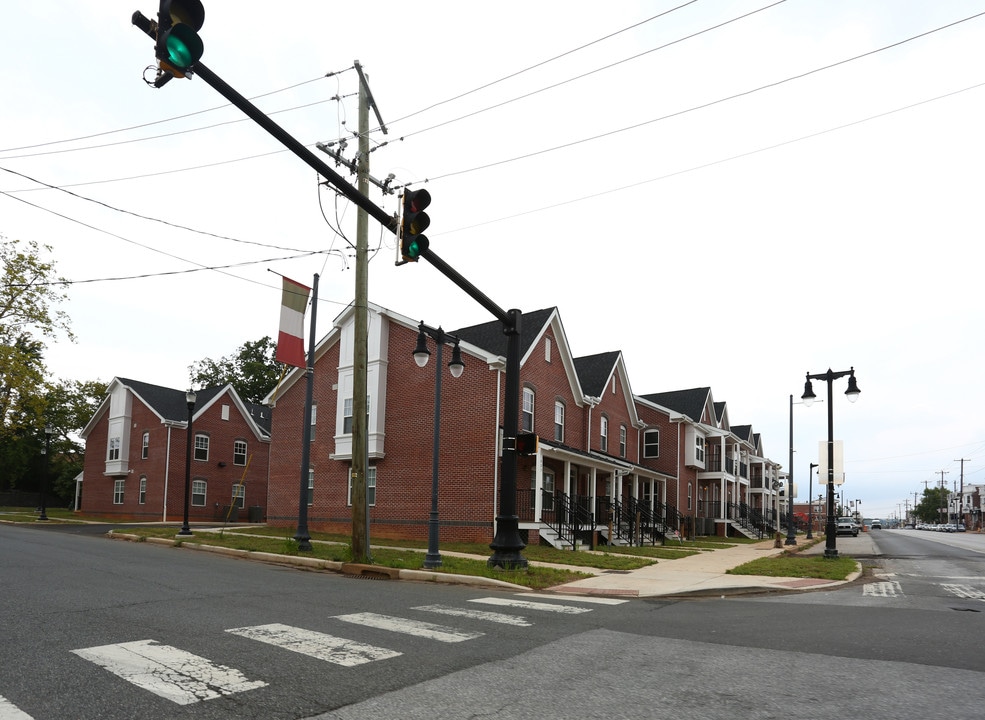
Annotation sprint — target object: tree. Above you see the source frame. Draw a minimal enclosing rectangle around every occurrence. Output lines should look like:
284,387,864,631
190,336,281,404
0,236,74,492
914,486,950,524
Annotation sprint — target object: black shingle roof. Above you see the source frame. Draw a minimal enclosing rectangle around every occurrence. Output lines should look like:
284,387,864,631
452,307,557,357
116,378,270,436
573,351,621,397
639,387,711,424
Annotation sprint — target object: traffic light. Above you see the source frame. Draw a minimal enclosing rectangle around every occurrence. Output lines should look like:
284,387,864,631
515,433,539,456
156,0,205,79
399,189,431,262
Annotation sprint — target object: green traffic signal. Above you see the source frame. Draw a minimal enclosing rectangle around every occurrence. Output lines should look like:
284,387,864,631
400,189,431,262
156,0,205,77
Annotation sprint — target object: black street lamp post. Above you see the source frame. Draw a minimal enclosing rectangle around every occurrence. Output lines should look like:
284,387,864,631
178,389,197,536
801,367,860,559
39,424,54,521
413,322,465,569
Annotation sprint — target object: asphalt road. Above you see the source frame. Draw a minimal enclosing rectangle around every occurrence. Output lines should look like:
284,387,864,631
3,523,984,719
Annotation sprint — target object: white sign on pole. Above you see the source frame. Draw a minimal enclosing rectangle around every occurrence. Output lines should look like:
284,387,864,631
818,440,844,485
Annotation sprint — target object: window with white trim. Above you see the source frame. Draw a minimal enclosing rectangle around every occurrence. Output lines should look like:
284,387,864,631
694,435,705,463
113,478,125,504
139,476,147,504
194,433,209,461
619,425,627,458
343,397,353,434
643,429,660,458
108,437,121,461
192,479,207,506
348,467,377,506
233,440,247,466
141,432,149,459
554,401,564,442
600,416,608,452
522,387,535,433
307,467,314,506
231,483,245,509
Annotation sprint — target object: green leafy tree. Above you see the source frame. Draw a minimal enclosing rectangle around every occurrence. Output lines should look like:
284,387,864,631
914,486,950,524
0,236,74,492
190,336,281,404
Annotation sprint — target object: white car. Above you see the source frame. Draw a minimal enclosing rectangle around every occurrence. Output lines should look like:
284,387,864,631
870,520,882,529
836,518,859,537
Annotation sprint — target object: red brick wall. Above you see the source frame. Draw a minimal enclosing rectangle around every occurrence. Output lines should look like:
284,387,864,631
82,389,270,523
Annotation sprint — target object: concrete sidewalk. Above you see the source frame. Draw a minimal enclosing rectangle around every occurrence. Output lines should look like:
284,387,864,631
547,533,878,598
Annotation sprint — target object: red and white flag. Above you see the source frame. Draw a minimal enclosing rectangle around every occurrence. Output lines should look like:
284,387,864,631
275,276,311,368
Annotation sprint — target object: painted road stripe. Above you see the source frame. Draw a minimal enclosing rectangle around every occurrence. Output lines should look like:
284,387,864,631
468,597,592,614
226,623,401,666
524,593,629,605
0,695,33,720
862,581,902,598
941,584,985,600
412,604,533,627
333,613,483,642
72,640,266,705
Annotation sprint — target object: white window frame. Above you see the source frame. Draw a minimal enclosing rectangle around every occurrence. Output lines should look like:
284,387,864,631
113,478,125,504
348,466,377,507
619,425,627,458
191,479,207,506
233,439,247,466
522,388,535,433
554,401,564,442
231,483,245,509
108,437,121,461
194,433,209,462
141,432,149,459
138,476,147,504
600,416,608,452
643,429,660,458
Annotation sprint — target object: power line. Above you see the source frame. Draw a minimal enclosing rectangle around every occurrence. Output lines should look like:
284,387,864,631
420,10,985,185
0,75,330,155
0,165,314,254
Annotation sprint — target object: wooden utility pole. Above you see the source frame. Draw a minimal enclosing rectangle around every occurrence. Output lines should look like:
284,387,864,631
351,60,373,563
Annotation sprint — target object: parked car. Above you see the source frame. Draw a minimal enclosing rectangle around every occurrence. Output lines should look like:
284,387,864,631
836,517,859,537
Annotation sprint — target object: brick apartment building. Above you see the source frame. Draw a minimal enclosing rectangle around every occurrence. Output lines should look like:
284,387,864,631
80,378,271,522
263,302,784,546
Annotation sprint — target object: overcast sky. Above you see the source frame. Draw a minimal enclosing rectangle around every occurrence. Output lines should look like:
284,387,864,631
3,1,983,520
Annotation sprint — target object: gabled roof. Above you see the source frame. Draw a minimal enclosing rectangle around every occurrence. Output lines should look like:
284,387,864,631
118,377,225,424
640,387,712,424
573,351,622,398
452,307,558,358
82,377,271,440
731,424,753,442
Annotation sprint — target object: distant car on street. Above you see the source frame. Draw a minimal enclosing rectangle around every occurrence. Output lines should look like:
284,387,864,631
870,519,882,529
836,517,859,537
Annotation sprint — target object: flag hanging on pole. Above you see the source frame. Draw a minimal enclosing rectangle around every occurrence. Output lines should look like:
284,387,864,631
276,276,311,368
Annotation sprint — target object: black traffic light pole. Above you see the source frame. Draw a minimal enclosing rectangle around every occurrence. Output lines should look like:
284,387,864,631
132,16,527,568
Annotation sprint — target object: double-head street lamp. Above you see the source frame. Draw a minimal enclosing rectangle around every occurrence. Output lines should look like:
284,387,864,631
178,389,197,536
802,367,860,558
414,322,464,569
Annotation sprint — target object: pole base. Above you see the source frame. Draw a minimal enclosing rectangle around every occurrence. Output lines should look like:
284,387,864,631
823,547,839,559
488,515,527,569
423,553,442,569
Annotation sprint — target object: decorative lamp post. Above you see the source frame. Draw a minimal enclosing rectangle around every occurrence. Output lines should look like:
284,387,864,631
178,389,197,536
801,367,860,558
806,462,819,539
39,424,54,521
414,322,464,569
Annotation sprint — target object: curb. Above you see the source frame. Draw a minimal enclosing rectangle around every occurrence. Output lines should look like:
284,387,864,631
109,531,529,592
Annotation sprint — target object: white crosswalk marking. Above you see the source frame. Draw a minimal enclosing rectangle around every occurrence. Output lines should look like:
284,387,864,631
0,695,33,720
226,623,402,666
333,613,483,642
72,640,267,705
524,593,628,605
413,604,533,627
469,597,592,614
941,584,985,600
863,581,902,598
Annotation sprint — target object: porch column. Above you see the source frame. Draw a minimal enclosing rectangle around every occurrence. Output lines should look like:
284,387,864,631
563,459,572,497
590,467,597,523
719,476,727,519
533,448,544,522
